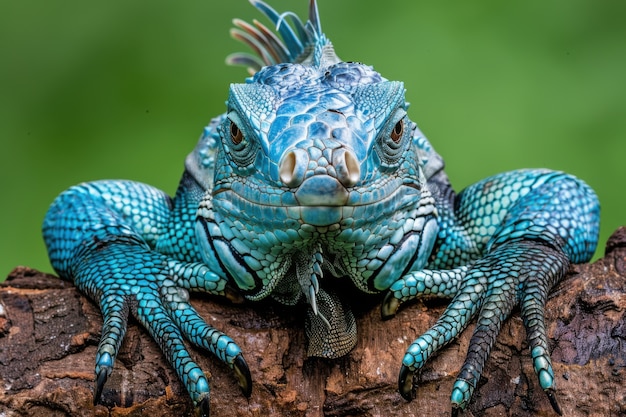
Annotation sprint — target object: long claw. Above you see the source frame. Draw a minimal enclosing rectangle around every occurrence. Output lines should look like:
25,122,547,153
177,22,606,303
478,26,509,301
546,389,563,416
223,283,245,304
398,364,416,401
233,354,252,397
93,367,108,405
381,290,400,319
196,396,210,417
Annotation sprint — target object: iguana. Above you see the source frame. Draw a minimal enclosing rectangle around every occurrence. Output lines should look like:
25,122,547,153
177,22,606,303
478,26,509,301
42,1,600,415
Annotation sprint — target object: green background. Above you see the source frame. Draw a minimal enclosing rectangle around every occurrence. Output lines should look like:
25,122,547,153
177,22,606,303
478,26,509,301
1,0,625,278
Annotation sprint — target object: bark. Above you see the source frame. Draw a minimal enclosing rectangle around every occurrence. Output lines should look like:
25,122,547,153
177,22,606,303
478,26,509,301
1,228,625,417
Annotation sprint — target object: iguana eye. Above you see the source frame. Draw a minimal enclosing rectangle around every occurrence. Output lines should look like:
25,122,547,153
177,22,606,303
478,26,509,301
375,113,409,169
230,122,244,145
390,120,404,143
223,115,259,171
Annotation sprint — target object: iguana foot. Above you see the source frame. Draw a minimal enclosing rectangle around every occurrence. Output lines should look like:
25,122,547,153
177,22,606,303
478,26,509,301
387,241,568,415
75,243,251,410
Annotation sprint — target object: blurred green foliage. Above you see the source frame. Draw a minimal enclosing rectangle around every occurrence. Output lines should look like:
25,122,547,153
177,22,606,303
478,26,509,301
1,0,625,278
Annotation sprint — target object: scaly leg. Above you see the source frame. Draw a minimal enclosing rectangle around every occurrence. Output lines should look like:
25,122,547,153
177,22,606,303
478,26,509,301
395,241,567,415
43,180,250,415
385,170,599,415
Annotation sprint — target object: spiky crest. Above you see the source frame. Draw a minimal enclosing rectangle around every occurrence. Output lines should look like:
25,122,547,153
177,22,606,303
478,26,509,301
227,0,341,75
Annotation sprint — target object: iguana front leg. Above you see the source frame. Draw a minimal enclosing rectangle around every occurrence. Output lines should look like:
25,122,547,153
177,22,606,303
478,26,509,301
42,177,251,416
383,169,600,415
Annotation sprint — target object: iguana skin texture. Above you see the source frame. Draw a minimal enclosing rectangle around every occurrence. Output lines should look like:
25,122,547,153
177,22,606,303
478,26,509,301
42,1,600,416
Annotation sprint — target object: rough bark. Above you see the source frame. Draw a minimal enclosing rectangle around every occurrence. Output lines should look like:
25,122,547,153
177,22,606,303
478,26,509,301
1,229,624,417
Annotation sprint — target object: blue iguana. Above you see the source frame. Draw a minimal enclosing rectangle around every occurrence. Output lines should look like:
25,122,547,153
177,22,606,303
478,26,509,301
43,1,600,415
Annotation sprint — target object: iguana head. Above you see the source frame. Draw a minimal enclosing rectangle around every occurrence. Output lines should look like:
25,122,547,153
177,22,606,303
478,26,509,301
196,0,440,358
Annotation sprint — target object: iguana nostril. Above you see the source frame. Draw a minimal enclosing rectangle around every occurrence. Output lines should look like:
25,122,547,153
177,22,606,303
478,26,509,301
279,149,309,187
280,147,360,189
333,148,360,187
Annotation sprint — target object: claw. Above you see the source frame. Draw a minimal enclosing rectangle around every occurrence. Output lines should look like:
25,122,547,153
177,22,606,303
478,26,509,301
223,283,245,304
196,395,210,417
310,271,320,293
312,262,322,279
233,354,252,397
309,284,318,316
545,389,563,416
398,364,416,401
381,290,400,320
93,367,108,405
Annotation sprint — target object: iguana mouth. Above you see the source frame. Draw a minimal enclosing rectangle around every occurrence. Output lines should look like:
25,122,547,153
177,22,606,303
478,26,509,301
212,177,423,210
